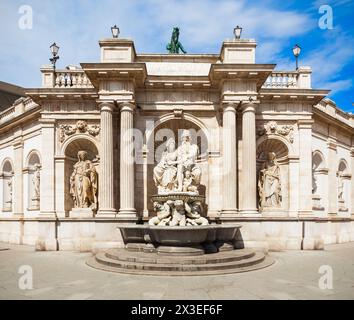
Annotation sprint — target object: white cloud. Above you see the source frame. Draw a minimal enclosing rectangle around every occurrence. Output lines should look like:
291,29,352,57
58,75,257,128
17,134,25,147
301,32,354,89
322,79,353,95
0,0,351,95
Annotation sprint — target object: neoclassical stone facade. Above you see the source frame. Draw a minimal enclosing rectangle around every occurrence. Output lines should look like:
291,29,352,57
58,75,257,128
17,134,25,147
0,36,353,252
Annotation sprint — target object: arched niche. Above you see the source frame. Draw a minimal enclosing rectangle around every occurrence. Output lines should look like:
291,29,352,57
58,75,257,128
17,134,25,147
1,158,14,212
256,138,289,212
141,117,209,215
311,150,327,211
338,158,350,211
25,150,42,210
63,137,99,212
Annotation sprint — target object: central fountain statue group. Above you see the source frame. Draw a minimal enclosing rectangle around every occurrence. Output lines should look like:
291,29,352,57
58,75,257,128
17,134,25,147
149,130,208,227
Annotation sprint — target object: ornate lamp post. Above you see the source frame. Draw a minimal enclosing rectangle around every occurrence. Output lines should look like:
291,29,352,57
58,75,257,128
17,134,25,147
292,44,301,70
111,25,120,38
234,25,242,40
49,42,60,71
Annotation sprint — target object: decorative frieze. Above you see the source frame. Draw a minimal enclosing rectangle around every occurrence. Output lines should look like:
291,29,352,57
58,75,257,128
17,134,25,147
59,120,100,142
257,121,294,143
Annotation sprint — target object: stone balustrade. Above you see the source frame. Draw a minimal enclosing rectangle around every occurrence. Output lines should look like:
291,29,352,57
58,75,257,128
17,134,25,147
41,67,93,88
263,71,299,88
263,67,312,89
0,98,38,125
54,70,93,88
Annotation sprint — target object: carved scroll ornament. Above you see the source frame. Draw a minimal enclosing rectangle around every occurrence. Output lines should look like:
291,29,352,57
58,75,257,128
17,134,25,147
59,120,100,142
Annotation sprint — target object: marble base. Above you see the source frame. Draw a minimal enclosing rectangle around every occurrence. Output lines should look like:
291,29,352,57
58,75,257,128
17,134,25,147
69,208,94,218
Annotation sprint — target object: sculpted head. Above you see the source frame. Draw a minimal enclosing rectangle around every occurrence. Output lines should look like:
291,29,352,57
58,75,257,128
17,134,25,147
185,170,191,179
174,199,184,210
266,152,277,165
77,150,88,161
76,120,87,132
166,138,176,153
181,129,191,143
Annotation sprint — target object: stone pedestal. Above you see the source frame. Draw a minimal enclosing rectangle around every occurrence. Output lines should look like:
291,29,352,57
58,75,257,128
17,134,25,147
69,208,94,218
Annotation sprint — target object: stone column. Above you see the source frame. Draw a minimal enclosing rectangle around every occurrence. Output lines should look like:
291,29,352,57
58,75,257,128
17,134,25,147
240,102,258,214
351,148,354,216
298,120,314,217
54,156,65,218
39,119,56,216
142,145,149,219
327,137,337,215
288,156,299,217
97,102,117,217
221,103,238,217
118,102,137,220
13,138,24,216
0,173,3,214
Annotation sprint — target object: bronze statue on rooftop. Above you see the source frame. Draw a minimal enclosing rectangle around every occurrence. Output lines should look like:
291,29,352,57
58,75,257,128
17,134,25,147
166,27,187,54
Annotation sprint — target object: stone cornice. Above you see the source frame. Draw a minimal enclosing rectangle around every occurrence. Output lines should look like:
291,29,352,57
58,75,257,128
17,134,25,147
209,63,275,90
136,54,219,63
297,119,314,129
327,137,337,150
26,88,98,103
80,62,147,89
259,88,329,104
0,105,40,135
313,104,354,133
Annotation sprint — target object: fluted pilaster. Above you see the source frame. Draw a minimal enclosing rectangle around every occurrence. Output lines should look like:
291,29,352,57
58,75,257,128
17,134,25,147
118,102,137,219
240,102,258,214
221,103,238,217
98,102,116,216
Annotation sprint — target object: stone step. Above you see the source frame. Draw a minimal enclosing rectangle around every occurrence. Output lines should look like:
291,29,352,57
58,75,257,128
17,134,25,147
86,251,274,276
104,248,256,265
94,251,266,272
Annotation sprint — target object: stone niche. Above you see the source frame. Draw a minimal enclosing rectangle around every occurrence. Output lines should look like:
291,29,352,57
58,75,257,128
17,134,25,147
1,159,14,212
256,138,290,214
26,151,41,211
139,118,209,216
63,138,99,217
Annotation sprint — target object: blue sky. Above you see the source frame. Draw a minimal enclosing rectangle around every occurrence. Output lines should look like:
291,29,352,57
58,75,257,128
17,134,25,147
0,0,353,111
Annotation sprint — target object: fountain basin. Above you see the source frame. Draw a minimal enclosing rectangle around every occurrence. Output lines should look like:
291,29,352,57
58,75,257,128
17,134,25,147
117,223,242,256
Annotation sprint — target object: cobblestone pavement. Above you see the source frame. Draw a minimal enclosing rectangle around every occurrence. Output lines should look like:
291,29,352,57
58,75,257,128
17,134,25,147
0,242,353,300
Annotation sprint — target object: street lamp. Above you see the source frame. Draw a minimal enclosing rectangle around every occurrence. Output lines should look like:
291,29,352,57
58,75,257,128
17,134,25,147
234,25,242,40
49,42,60,71
292,44,301,70
111,25,120,38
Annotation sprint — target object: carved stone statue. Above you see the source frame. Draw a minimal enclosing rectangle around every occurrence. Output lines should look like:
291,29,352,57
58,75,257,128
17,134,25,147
258,152,282,209
6,178,12,206
176,130,201,192
338,172,344,200
32,164,40,200
153,138,178,193
150,129,208,226
70,151,98,211
166,27,187,54
31,164,40,209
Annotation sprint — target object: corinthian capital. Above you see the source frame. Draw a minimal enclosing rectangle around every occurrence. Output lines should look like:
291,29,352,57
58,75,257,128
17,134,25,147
119,101,135,113
98,101,115,113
